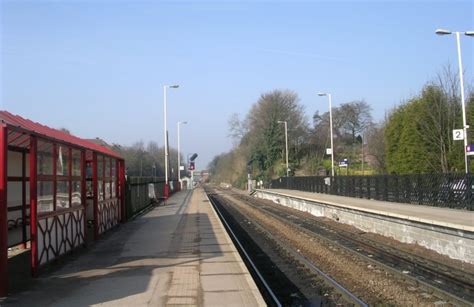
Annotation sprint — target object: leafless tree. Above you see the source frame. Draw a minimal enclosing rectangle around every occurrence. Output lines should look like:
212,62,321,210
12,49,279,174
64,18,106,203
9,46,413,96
227,113,248,146
365,122,386,173
339,100,372,144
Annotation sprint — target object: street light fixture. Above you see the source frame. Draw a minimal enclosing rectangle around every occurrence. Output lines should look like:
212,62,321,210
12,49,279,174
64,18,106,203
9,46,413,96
177,121,187,187
277,120,289,177
163,84,179,198
436,28,473,173
317,92,335,177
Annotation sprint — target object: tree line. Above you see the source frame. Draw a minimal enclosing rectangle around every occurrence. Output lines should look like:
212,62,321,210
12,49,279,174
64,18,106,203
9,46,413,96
209,66,474,188
109,141,186,178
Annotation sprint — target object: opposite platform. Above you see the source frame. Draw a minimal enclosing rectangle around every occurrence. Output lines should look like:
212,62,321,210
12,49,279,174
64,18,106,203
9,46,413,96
262,189,474,231
255,188,474,264
2,188,265,306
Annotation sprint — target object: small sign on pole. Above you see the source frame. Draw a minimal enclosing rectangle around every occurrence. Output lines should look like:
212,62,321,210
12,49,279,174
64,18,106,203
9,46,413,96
467,144,474,156
339,159,348,167
453,129,464,141
326,148,332,155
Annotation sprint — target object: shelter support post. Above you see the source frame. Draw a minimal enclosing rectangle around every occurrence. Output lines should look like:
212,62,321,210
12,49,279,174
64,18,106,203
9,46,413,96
29,136,38,276
118,160,125,223
21,151,27,249
92,153,98,240
81,150,86,244
0,126,8,297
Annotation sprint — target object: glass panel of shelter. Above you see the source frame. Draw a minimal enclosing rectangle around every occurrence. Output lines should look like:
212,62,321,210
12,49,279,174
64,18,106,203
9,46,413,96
37,140,54,213
36,141,86,213
111,159,117,198
56,146,70,209
71,149,82,207
85,152,94,239
97,156,104,201
71,149,82,206
6,134,31,248
37,140,53,176
104,157,110,200
37,181,53,213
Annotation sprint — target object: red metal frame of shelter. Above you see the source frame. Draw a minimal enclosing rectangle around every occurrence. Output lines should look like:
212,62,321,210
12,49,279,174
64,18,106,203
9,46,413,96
0,111,125,297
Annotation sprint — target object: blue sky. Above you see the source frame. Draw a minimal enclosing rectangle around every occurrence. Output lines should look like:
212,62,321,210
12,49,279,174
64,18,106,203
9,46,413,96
1,0,473,168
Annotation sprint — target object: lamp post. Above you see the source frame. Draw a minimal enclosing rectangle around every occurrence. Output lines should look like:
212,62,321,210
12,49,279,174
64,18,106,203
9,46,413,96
177,121,187,188
163,84,179,198
277,120,289,177
436,29,474,173
318,92,335,177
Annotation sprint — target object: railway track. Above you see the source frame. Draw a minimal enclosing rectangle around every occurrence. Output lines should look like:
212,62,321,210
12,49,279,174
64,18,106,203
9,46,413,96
206,186,474,306
206,187,368,306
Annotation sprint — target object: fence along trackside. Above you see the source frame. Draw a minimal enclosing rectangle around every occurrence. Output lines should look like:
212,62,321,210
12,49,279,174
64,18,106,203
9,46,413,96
270,173,473,210
125,177,180,218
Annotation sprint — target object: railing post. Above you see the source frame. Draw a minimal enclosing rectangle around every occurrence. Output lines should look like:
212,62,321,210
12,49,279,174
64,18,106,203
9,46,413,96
358,176,363,198
375,176,379,200
367,176,371,199
353,176,357,197
467,173,473,210
331,176,335,195
417,174,422,205
394,176,399,202
405,175,411,203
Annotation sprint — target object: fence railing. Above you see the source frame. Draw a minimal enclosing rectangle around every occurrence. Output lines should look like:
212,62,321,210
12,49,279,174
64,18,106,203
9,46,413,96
270,173,474,210
125,177,179,219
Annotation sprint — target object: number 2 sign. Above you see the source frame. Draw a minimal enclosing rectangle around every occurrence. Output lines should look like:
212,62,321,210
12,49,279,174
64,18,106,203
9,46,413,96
453,129,464,141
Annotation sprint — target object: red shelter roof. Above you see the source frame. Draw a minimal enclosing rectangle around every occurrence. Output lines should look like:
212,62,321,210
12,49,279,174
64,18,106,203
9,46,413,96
0,111,122,159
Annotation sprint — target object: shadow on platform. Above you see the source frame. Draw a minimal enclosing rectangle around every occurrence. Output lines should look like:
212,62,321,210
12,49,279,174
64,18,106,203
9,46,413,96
3,209,222,306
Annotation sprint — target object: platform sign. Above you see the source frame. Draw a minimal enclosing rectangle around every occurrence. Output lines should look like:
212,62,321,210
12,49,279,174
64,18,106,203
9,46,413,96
467,144,474,156
339,158,348,167
453,129,464,141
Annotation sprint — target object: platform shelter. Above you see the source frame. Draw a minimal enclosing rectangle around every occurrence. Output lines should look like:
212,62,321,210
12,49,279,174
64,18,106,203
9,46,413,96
0,111,126,296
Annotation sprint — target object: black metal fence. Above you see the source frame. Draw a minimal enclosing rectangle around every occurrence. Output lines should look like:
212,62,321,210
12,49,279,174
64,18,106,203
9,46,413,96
270,173,474,210
125,177,181,219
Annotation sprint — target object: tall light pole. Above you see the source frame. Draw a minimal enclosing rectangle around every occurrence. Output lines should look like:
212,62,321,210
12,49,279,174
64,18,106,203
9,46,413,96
436,29,474,173
163,84,179,198
277,120,289,177
318,92,335,177
177,121,187,187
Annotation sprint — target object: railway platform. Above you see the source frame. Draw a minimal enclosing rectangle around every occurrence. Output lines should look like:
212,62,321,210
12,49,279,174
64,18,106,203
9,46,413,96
1,188,265,306
254,188,474,264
